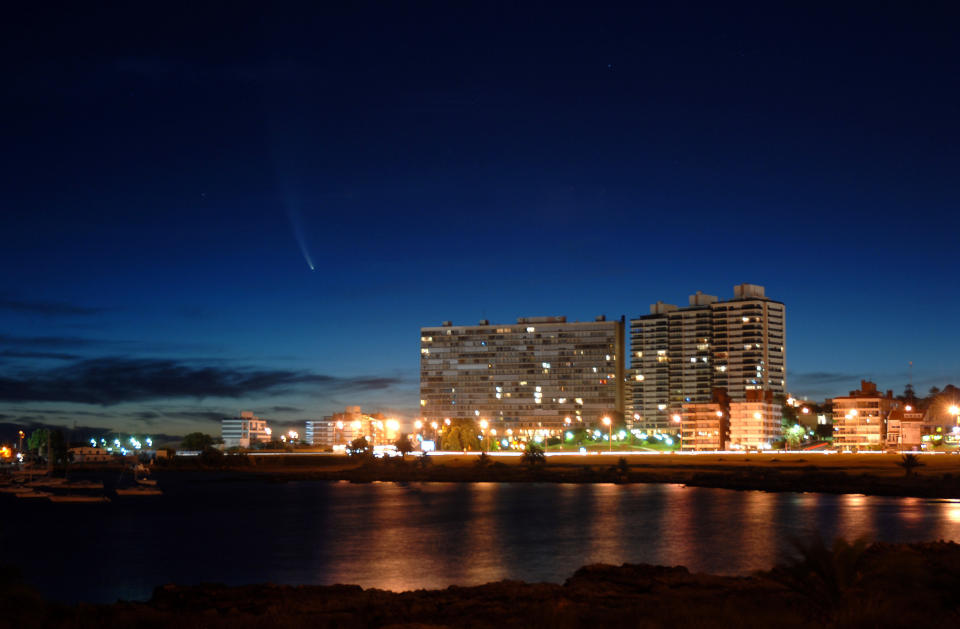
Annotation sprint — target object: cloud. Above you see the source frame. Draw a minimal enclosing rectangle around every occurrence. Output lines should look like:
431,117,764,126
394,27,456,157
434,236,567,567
0,350,82,360
790,372,858,387
0,334,107,349
266,406,302,413
0,357,404,405
0,298,105,316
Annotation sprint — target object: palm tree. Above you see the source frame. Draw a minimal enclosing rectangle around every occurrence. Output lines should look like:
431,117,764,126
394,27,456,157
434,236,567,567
765,536,870,622
897,453,924,477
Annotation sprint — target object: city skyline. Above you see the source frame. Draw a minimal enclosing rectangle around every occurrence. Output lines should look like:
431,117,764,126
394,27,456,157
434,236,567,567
3,3,959,439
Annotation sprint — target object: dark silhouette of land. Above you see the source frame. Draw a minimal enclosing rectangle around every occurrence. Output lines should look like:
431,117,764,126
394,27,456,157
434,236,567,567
153,451,960,498
4,540,959,627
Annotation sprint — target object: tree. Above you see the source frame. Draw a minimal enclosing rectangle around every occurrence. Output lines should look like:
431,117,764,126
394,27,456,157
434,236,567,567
348,436,371,457
27,428,66,462
27,429,49,454
902,383,916,400
785,424,805,449
898,453,925,477
611,457,629,482
394,434,414,458
440,419,480,452
521,442,545,466
181,432,214,451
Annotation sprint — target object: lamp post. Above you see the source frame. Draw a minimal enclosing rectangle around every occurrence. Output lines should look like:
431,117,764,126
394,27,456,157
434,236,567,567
950,406,960,447
18,430,24,454
479,419,488,452
602,416,612,452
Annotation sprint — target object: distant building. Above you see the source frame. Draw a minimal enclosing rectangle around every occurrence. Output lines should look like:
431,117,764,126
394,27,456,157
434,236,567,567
420,316,625,437
629,284,785,432
306,406,395,446
69,446,113,462
831,381,898,451
221,411,271,448
728,389,781,450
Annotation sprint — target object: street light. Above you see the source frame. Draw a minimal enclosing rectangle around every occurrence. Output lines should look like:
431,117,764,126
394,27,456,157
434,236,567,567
602,416,612,452
479,419,488,452
672,414,682,450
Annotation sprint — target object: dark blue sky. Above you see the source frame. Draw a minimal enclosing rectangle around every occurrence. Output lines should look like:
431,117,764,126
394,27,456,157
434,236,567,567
2,2,958,438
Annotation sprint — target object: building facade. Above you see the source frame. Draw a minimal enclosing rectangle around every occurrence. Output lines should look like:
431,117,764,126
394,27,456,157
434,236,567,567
679,402,728,451
630,284,785,431
885,404,925,450
221,411,271,448
679,388,731,451
420,316,625,435
831,381,898,451
728,389,781,450
306,406,397,446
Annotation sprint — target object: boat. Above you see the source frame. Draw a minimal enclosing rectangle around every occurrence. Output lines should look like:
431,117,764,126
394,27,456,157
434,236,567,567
115,486,162,496
26,477,66,488
63,480,104,490
48,495,110,503
15,490,52,499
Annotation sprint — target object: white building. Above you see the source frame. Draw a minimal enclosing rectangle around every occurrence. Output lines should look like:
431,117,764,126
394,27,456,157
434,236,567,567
222,411,271,448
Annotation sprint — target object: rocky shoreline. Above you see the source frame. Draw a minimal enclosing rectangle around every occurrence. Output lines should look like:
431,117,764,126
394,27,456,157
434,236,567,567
4,541,959,627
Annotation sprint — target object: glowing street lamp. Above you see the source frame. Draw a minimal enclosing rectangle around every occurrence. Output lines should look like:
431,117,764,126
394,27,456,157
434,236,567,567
602,416,612,451
672,414,682,450
479,419,488,452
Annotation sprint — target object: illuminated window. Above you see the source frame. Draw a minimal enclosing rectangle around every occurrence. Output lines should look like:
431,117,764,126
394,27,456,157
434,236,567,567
635,374,644,381
526,326,535,333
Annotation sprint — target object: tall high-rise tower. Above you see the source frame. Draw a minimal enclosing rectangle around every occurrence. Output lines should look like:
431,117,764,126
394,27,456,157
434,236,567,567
629,284,785,431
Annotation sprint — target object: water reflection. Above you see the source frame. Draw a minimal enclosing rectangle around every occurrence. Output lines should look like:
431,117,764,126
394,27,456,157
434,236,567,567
8,480,960,604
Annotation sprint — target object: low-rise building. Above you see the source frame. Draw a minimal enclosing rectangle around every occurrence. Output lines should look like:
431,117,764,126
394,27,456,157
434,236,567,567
680,389,731,451
306,406,396,446
69,446,113,462
222,411,272,448
886,403,925,450
831,381,897,451
728,389,781,450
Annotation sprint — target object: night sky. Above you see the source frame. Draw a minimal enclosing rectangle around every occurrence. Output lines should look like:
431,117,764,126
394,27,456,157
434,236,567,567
2,3,958,441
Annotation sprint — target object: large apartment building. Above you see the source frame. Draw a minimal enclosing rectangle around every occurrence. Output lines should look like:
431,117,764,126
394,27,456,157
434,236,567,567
630,284,785,431
420,316,625,434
